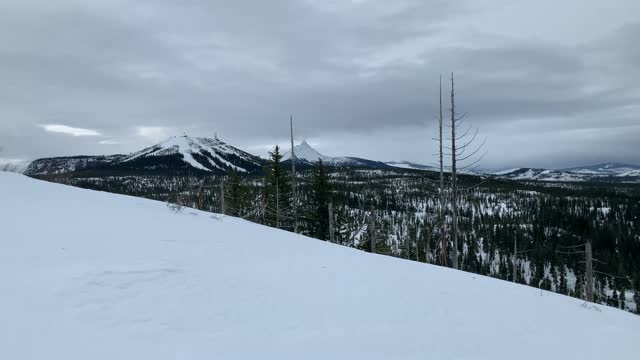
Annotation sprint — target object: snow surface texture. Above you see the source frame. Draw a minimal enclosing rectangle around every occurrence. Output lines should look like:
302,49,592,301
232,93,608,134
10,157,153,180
1,172,639,360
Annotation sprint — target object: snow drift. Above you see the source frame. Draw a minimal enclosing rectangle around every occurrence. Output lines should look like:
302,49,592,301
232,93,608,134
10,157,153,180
0,172,638,359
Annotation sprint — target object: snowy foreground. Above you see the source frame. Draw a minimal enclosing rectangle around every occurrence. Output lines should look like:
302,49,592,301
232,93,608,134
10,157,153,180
1,172,638,360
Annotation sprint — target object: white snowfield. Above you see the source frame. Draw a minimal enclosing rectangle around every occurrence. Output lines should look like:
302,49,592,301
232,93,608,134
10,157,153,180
1,172,639,360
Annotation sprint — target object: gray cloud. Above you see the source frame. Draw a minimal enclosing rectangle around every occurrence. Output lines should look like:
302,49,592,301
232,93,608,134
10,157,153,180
0,0,638,168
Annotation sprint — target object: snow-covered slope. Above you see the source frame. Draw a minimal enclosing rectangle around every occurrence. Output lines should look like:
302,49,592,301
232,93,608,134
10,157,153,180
283,141,390,168
494,168,590,182
564,162,640,176
494,163,640,182
1,172,638,359
617,169,640,177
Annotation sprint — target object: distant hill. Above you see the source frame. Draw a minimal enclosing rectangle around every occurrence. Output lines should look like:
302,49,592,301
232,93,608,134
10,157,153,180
493,162,640,183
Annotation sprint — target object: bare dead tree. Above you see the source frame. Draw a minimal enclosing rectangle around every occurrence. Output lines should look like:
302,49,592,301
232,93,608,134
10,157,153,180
438,75,447,266
586,240,594,302
450,74,460,270
445,73,487,270
557,240,596,302
290,116,298,233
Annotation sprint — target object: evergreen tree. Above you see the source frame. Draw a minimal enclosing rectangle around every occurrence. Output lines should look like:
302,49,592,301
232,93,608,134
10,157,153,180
264,146,292,229
307,160,332,240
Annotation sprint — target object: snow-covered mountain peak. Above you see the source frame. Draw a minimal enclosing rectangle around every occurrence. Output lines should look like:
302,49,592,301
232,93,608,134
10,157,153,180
130,135,224,158
284,140,325,162
121,134,261,173
282,141,390,168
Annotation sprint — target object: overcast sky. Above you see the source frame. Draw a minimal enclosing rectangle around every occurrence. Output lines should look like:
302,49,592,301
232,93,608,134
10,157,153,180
1,0,639,169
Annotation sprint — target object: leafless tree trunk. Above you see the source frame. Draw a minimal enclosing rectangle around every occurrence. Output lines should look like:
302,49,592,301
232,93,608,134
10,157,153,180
446,73,486,271
586,241,594,302
438,75,447,267
290,116,298,233
450,73,459,270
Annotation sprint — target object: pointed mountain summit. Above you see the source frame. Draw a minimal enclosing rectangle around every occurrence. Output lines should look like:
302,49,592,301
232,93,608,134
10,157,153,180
282,140,325,163
282,141,391,168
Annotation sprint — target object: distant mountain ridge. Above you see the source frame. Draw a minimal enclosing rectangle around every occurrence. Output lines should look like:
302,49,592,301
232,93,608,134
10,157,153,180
562,163,640,176
492,162,640,182
23,137,640,183
23,154,125,176
282,141,391,169
384,161,437,171
25,135,263,176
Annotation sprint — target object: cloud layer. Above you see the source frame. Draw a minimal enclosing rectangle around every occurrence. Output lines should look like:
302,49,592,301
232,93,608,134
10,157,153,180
0,0,639,168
